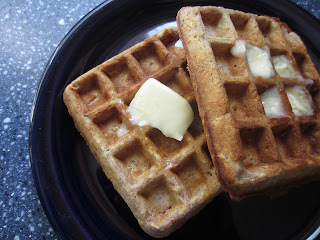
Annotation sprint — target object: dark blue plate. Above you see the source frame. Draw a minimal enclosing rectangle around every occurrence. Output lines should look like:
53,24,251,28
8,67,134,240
30,0,320,239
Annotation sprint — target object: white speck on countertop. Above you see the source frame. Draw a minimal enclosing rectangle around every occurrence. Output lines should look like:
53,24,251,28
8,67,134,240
3,117,11,123
29,225,35,232
58,19,65,25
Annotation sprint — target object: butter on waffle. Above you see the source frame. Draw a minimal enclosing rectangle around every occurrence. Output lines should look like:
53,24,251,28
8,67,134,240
177,6,320,201
63,27,221,238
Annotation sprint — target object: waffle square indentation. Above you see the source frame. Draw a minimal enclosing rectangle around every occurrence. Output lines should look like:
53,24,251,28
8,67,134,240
147,128,187,158
102,58,139,93
159,30,180,50
272,125,305,159
293,53,319,80
139,177,182,217
215,50,248,78
171,153,209,199
157,67,193,99
225,82,265,120
92,107,129,145
282,28,306,54
114,139,155,180
200,8,234,39
301,122,320,155
72,73,109,113
240,127,280,167
229,13,260,43
256,17,285,47
132,43,165,74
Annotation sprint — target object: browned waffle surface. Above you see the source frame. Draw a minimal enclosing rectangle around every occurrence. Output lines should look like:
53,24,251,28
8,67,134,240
63,27,221,238
177,6,320,201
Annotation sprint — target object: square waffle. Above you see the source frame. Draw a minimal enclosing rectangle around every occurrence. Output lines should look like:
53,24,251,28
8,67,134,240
63,27,221,238
177,6,320,201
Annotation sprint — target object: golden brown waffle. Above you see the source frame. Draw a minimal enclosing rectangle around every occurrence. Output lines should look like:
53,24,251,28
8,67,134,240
177,6,320,201
63,27,221,238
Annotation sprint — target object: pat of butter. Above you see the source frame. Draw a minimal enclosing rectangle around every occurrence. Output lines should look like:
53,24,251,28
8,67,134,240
246,45,275,79
128,78,194,141
231,40,246,58
285,86,313,116
272,55,297,78
260,87,286,118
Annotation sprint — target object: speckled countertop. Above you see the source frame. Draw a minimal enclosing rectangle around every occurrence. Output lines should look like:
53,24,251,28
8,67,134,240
0,0,319,239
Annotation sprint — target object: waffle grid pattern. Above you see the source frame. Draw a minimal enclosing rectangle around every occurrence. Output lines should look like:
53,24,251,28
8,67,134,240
177,7,320,200
63,27,221,237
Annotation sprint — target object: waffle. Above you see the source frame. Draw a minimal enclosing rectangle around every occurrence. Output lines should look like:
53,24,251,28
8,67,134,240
177,6,320,201
63,27,221,238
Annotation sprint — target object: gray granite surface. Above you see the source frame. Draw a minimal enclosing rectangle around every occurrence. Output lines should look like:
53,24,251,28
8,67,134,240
0,0,319,239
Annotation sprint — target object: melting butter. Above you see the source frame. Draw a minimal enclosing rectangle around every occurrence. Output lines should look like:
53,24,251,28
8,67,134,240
230,40,246,58
246,45,275,79
272,55,297,78
260,87,287,118
128,78,194,141
285,86,313,116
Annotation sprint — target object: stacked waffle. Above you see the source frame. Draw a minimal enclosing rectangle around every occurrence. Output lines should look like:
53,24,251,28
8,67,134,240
177,6,320,201
63,27,221,238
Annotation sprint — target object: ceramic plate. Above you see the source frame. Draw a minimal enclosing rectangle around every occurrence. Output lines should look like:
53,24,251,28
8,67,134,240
30,0,320,239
